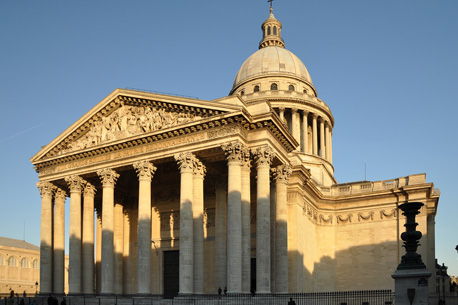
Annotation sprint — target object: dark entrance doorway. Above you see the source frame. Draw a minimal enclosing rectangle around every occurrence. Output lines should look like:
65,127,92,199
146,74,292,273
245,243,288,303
251,257,256,293
163,250,179,299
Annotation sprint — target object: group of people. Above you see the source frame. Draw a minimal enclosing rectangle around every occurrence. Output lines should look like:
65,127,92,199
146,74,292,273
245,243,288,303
47,294,66,305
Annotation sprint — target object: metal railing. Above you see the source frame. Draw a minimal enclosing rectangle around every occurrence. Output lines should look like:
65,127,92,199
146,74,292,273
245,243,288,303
3,290,395,305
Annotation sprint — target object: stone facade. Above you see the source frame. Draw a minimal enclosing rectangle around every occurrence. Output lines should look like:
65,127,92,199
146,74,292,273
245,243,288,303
0,237,69,296
30,7,439,298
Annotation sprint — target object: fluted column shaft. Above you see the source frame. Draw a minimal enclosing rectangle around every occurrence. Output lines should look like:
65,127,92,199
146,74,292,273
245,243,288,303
312,114,318,155
291,108,300,151
53,188,66,294
37,182,55,294
133,161,157,294
97,168,119,295
325,123,330,161
222,142,245,293
241,154,251,293
279,107,285,124
96,212,102,294
254,147,275,294
192,160,205,294
82,183,96,294
320,118,326,158
302,111,309,154
214,178,227,290
66,175,85,294
175,153,196,295
113,203,124,293
274,165,292,293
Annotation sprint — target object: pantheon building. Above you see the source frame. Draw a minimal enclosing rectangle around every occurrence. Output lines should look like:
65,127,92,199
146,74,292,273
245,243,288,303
31,7,439,298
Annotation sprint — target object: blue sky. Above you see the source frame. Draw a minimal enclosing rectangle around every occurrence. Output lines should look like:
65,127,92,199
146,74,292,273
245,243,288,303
1,1,457,276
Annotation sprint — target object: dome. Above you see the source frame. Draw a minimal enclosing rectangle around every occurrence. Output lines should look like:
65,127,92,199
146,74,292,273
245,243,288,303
232,46,313,89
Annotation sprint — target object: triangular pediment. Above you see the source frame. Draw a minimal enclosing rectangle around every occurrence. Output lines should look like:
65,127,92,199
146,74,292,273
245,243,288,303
31,88,245,164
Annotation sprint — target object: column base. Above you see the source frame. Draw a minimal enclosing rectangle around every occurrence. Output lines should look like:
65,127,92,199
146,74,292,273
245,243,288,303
392,268,431,305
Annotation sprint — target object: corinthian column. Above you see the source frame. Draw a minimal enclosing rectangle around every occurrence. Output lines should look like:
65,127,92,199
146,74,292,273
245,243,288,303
273,164,292,293
222,142,245,293
279,107,285,124
291,108,300,151
37,181,56,294
97,168,119,295
253,146,275,294
312,114,318,156
175,152,196,295
320,117,326,158
214,177,227,291
133,161,157,295
82,183,96,294
192,159,206,294
65,175,86,294
241,150,251,293
53,188,66,294
302,111,309,154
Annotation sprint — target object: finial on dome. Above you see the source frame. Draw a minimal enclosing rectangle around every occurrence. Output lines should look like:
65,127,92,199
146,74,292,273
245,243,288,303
259,1,285,49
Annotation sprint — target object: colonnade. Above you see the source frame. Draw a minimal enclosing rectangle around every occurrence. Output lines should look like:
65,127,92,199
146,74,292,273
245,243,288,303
278,107,333,162
36,143,292,296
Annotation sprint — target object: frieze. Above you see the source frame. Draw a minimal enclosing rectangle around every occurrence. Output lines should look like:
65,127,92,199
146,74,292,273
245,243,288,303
208,125,247,139
319,214,333,225
38,133,207,176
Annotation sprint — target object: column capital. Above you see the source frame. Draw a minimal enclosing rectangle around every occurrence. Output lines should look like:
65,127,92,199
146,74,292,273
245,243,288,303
174,152,197,173
55,188,67,201
97,168,119,187
319,116,326,123
221,141,248,164
36,181,56,198
83,182,97,197
312,113,319,119
253,146,275,167
272,164,292,184
291,107,298,113
278,106,285,111
133,160,157,180
65,175,86,192
303,109,309,116
193,159,207,178
241,149,251,170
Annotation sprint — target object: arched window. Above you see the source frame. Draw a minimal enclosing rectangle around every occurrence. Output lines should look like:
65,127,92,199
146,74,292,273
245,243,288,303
21,258,29,268
33,260,39,269
267,26,271,35
288,85,295,91
8,256,17,267
273,26,277,35
303,89,308,94
254,85,260,92
270,83,278,90
240,90,244,96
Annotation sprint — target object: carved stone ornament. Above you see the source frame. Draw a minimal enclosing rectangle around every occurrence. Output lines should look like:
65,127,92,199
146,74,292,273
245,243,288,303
358,211,374,222
193,159,206,178
337,213,353,224
272,164,292,183
97,168,119,187
59,105,203,154
319,214,333,225
174,152,197,173
133,160,157,180
65,175,86,192
83,182,97,197
380,208,397,219
253,146,276,167
36,181,57,198
221,142,247,163
54,188,67,201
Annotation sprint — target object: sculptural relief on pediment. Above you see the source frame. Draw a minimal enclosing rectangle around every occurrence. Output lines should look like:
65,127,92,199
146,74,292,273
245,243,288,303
59,105,202,155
